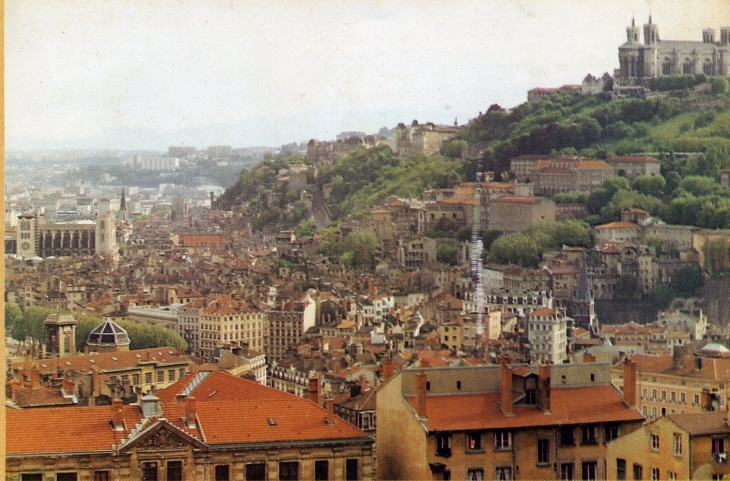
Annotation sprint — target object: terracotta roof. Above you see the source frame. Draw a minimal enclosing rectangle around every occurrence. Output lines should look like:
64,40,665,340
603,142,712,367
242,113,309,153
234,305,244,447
6,404,141,454
407,384,643,431
626,353,730,380
156,370,292,404
595,222,641,230
493,195,543,204
11,347,191,375
530,307,557,317
668,411,730,436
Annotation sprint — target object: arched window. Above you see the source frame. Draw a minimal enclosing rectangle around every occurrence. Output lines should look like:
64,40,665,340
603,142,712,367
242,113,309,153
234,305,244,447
703,58,714,75
662,58,673,75
683,59,693,75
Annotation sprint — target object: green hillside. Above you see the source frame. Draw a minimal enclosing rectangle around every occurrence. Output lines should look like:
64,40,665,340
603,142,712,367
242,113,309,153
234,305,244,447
216,80,730,231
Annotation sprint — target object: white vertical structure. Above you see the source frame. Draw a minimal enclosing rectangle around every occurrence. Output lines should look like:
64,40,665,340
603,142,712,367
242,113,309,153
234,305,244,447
470,174,485,340
528,307,569,364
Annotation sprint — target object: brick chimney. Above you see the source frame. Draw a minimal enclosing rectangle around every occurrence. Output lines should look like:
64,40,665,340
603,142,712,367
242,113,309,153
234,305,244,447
672,345,686,370
185,396,197,429
623,359,637,408
382,361,395,380
30,368,41,389
111,399,125,431
307,377,321,406
325,398,336,424
92,367,100,397
500,365,514,416
537,364,551,413
415,372,428,418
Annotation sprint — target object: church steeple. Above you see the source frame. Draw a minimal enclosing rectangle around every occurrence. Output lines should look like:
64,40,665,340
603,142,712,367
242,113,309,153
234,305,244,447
572,250,598,335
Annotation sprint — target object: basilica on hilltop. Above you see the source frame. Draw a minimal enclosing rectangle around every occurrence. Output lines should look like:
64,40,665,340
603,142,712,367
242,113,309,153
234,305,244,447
616,15,730,86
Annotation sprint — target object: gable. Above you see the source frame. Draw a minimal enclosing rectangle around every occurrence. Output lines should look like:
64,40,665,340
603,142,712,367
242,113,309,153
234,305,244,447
121,420,207,453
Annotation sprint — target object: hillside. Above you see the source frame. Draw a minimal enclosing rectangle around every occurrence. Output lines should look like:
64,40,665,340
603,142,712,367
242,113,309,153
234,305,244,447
216,81,730,231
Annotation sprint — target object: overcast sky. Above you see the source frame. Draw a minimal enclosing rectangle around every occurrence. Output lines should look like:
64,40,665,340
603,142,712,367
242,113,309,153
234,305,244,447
6,0,730,148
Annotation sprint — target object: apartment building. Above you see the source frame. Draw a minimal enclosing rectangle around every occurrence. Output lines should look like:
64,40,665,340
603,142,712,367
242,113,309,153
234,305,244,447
198,297,266,361
377,362,644,480
606,411,730,480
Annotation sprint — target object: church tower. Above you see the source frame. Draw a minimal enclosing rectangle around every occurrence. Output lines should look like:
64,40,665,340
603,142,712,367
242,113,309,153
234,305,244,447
572,251,598,335
626,16,640,44
44,313,77,357
643,14,659,45
95,198,117,255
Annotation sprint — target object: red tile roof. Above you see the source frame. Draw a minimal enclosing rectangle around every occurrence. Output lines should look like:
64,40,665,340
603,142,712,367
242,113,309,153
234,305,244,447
156,370,292,404
407,384,642,431
493,195,543,204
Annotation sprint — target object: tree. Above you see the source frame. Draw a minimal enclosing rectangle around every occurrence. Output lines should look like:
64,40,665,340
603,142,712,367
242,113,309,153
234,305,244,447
5,303,22,332
342,231,378,271
632,174,666,196
678,176,720,196
711,77,729,95
671,264,703,297
440,139,468,159
651,284,675,309
11,305,52,341
488,233,541,267
437,242,459,266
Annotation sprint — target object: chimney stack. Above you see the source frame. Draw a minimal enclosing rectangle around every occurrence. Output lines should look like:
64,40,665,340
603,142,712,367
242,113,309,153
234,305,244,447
92,366,100,397
111,399,125,431
672,345,686,370
500,365,514,416
185,396,197,429
307,377,321,406
537,364,552,413
623,359,637,408
325,398,336,424
382,361,395,380
415,373,428,418
30,368,41,389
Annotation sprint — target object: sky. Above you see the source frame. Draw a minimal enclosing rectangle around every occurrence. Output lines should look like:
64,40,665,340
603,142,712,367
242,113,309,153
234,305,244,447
6,0,730,149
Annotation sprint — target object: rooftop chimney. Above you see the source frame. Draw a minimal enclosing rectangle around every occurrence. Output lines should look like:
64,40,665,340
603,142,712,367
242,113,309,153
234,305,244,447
537,364,552,413
500,365,514,416
30,368,41,389
111,399,125,431
185,396,197,429
623,359,637,408
415,372,428,418
382,361,395,380
672,345,686,370
140,394,162,418
325,398,336,424
92,366,100,397
307,377,321,406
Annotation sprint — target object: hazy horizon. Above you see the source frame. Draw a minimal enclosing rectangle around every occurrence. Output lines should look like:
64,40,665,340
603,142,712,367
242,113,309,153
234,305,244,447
7,0,730,151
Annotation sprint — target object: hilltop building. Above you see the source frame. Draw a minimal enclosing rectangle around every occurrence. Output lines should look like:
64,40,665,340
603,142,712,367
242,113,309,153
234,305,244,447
616,16,730,87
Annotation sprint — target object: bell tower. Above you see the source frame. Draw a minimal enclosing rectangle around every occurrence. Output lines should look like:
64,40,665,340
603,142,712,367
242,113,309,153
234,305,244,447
45,313,77,357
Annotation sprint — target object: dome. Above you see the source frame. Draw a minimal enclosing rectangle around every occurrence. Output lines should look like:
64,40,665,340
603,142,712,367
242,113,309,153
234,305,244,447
697,342,730,358
87,319,130,347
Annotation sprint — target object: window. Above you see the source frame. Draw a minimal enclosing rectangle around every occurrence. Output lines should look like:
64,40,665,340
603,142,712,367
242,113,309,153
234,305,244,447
467,432,483,451
168,369,176,382
633,464,643,481
246,463,266,481
314,460,329,481
713,438,727,461
494,430,511,450
651,389,657,400
661,391,666,401
436,433,452,456
605,424,619,442
494,467,511,480
617,459,627,481
560,426,575,446
145,372,152,384
57,475,77,481
694,394,700,406
21,476,42,481
142,462,158,481
345,459,358,481
560,463,574,481
538,439,550,464
279,461,299,481
215,465,229,481
157,371,164,383
94,472,110,481
581,426,597,445
680,393,686,404
468,468,485,481
650,467,660,481
650,433,660,450
581,461,597,481
167,461,182,481
668,472,677,481
673,433,683,456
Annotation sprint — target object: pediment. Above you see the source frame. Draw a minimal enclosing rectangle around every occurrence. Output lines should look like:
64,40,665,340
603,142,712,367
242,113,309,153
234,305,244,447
121,420,207,452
